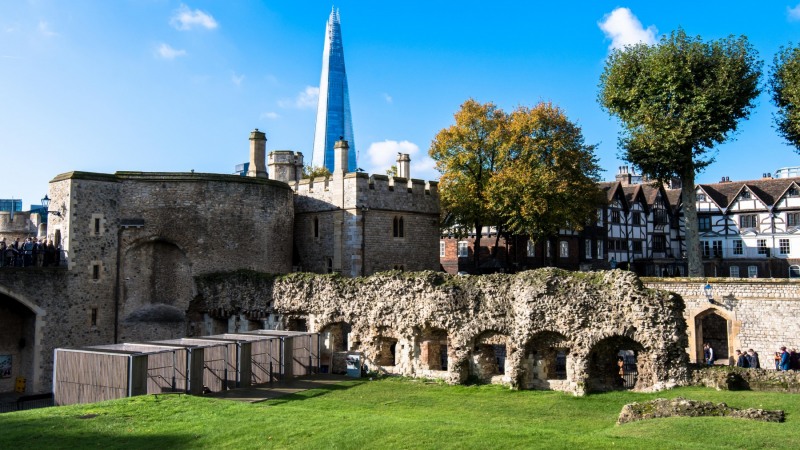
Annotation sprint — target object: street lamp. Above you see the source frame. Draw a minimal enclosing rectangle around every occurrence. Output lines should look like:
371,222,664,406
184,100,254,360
703,282,713,303
41,194,62,217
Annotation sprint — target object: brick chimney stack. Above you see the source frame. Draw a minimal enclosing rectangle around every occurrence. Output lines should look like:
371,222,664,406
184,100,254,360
247,129,268,178
615,166,632,185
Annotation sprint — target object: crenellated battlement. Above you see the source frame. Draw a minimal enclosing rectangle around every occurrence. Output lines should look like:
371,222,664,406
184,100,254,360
291,170,438,214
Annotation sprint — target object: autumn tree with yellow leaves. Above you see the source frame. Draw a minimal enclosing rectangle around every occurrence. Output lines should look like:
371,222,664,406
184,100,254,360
429,99,602,267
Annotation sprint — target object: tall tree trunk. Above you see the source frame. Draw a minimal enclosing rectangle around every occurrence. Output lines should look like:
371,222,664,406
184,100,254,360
473,221,483,271
681,169,702,277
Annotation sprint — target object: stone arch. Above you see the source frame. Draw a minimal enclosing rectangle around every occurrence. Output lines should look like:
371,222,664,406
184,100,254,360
693,307,734,365
469,330,510,382
586,335,649,392
0,287,44,394
521,330,570,389
120,237,193,341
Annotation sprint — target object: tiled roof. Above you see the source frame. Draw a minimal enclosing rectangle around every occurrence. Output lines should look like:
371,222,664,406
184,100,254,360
697,177,800,209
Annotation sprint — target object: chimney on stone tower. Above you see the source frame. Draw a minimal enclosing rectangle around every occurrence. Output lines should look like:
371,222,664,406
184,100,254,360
397,153,411,179
247,129,268,178
333,139,349,175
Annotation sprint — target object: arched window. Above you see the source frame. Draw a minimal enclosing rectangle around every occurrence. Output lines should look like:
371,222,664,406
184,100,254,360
393,216,404,238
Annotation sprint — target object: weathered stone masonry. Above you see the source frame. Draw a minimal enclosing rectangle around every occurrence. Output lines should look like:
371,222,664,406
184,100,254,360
194,269,689,395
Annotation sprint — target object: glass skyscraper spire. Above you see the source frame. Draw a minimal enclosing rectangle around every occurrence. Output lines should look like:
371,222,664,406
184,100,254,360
313,8,357,173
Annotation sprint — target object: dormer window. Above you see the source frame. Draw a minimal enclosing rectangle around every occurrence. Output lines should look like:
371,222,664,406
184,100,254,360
740,191,751,200
697,193,706,201
788,187,799,197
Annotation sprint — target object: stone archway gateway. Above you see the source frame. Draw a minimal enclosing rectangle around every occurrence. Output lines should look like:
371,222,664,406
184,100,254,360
0,288,45,394
694,308,732,365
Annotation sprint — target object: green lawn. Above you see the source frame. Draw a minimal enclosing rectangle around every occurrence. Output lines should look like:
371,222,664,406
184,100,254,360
2,378,798,449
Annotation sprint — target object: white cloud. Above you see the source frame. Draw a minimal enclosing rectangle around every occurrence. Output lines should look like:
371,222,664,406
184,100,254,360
170,4,218,31
156,43,186,60
260,111,280,120
382,93,393,103
38,20,57,37
278,86,319,109
789,4,800,21
364,140,438,180
598,7,657,51
231,72,245,86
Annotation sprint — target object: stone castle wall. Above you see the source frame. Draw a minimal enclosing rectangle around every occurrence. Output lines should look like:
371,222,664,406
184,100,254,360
643,278,800,367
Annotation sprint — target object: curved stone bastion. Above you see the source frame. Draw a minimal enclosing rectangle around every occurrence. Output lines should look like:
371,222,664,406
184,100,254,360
194,269,689,395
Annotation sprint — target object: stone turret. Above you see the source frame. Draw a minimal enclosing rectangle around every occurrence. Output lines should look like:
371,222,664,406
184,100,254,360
247,129,268,178
268,151,304,183
397,153,410,179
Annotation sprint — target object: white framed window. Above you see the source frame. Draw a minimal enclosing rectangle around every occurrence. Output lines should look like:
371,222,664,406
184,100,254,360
712,241,722,257
788,212,800,227
457,241,469,258
780,238,790,255
526,240,535,257
729,266,740,278
596,208,603,226
702,241,710,257
559,241,568,258
733,240,743,255
585,239,592,259
740,214,758,229
439,241,446,257
748,265,758,278
757,239,768,255
596,240,603,259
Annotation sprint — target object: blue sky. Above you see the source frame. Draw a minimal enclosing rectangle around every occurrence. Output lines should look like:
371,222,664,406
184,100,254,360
3,1,800,208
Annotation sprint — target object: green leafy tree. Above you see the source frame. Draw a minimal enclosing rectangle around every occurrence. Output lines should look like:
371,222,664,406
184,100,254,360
429,99,506,266
598,29,761,276
386,165,398,177
770,43,800,149
302,165,332,179
488,103,603,262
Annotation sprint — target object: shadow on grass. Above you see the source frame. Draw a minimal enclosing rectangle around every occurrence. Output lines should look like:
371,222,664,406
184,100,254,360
256,379,368,406
0,421,197,449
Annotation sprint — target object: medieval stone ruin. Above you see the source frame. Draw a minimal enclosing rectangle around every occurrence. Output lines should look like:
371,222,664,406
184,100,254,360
194,268,689,395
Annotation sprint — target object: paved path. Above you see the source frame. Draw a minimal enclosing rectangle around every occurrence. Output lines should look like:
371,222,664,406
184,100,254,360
210,374,356,403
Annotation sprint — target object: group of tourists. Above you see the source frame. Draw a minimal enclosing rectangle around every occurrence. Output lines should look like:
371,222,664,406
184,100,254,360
773,346,800,371
0,237,61,268
733,348,761,369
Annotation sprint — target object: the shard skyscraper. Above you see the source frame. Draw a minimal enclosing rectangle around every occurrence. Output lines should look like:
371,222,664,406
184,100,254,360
312,8,357,173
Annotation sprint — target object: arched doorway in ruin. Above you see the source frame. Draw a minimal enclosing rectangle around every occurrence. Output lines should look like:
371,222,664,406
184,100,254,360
469,330,509,382
415,327,449,372
522,331,569,389
694,308,732,365
586,335,649,392
120,238,193,342
320,322,351,374
0,289,44,394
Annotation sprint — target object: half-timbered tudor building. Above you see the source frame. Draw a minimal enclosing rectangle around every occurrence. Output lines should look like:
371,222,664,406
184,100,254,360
696,175,800,278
